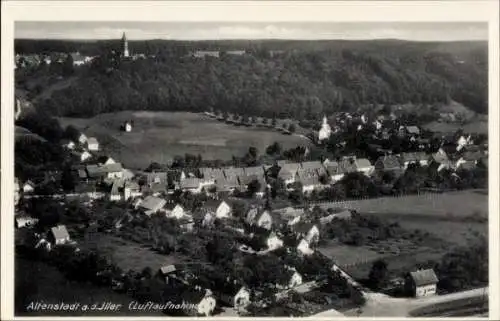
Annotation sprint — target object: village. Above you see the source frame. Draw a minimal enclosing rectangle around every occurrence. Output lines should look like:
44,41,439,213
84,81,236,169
14,102,489,317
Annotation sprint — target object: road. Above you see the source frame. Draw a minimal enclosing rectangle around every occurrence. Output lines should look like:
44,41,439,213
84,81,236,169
340,287,488,318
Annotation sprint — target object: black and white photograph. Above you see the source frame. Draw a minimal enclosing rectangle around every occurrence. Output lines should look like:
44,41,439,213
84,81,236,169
2,1,499,320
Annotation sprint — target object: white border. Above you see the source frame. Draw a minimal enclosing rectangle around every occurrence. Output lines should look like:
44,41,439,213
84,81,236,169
2,1,499,321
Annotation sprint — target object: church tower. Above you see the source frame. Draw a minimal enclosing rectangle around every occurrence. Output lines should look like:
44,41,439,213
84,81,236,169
318,115,332,142
122,32,129,58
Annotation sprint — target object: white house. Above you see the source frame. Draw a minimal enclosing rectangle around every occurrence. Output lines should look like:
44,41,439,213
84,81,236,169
293,223,320,244
214,201,232,219
266,232,284,250
138,196,167,216
405,269,439,298
181,289,217,316
15,215,39,228
62,140,76,150
80,151,92,162
87,137,99,151
78,133,88,144
232,286,251,311
166,204,186,219
23,180,35,194
288,270,303,289
50,225,71,245
355,158,374,176
297,238,314,256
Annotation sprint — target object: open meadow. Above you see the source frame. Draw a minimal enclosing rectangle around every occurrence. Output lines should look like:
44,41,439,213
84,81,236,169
79,233,179,272
59,111,312,169
318,190,488,280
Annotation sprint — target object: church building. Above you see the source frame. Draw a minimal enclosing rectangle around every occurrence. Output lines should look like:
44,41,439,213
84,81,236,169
122,32,130,58
318,115,332,142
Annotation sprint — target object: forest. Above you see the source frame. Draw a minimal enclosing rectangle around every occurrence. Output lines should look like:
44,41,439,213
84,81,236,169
15,39,488,119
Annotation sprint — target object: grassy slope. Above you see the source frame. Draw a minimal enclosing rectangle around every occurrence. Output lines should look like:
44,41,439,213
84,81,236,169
59,111,312,169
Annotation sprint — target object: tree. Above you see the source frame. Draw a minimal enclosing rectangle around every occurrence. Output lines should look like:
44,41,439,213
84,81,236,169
62,53,74,77
247,179,262,196
288,124,296,133
266,142,282,157
368,259,389,289
272,117,277,127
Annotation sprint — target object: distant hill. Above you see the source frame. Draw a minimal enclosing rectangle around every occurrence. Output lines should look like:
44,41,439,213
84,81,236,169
16,39,487,119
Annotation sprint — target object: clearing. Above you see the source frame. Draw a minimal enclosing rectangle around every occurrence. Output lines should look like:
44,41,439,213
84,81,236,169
80,233,179,272
59,111,312,169
318,190,488,280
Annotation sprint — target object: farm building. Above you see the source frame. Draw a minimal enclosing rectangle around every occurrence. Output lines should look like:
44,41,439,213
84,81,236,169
405,269,439,298
49,225,71,245
87,137,99,151
137,196,167,216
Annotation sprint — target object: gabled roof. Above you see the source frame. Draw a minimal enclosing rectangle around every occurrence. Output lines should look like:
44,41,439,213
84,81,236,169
159,264,177,275
292,222,317,234
139,196,166,211
243,166,265,176
87,137,98,144
238,174,266,187
100,163,123,173
355,158,372,168
408,269,439,286
146,172,168,184
400,152,428,163
280,162,301,174
180,178,202,189
405,126,421,135
300,161,323,171
50,225,70,241
376,155,402,170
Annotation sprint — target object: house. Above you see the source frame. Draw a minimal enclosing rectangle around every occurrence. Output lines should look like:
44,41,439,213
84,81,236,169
199,167,225,180
400,152,429,169
97,156,116,166
22,180,35,194
297,238,314,256
179,216,195,232
175,288,217,316
75,150,92,162
109,180,123,201
244,165,265,177
124,121,133,132
205,200,232,219
78,133,88,144
49,225,71,245
192,50,220,59
375,155,403,173
266,231,284,250
146,172,169,185
138,196,167,216
15,215,39,228
278,162,301,184
247,209,282,230
405,268,439,297
324,161,342,182
296,170,322,193
355,158,374,176
179,178,203,193
62,139,76,150
287,269,303,289
292,223,320,245
220,285,251,310
14,178,20,205
319,208,352,225
399,125,421,137
158,264,179,284
86,163,123,180
124,181,141,199
225,50,247,56
87,137,99,151
165,204,186,219
429,149,452,172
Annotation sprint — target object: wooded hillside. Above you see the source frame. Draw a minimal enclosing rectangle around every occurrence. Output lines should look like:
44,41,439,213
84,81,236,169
15,39,488,119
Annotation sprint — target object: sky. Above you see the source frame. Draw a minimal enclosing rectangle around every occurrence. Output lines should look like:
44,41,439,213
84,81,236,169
15,22,488,42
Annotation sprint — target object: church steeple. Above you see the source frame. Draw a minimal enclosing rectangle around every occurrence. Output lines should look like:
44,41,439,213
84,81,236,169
122,32,129,58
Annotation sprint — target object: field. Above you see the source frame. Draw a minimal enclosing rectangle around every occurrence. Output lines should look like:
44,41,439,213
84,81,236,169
318,190,488,280
80,233,179,272
318,189,488,218
423,120,488,134
58,111,312,169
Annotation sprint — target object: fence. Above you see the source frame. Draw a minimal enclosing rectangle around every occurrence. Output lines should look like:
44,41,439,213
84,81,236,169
307,189,457,211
